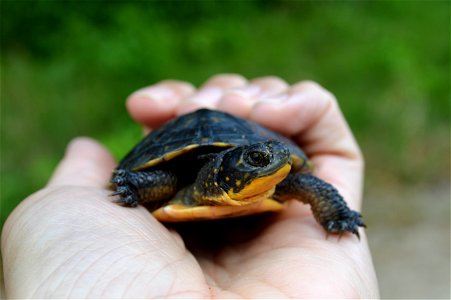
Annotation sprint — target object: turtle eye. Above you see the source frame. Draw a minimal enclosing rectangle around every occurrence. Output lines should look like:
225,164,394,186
246,150,271,167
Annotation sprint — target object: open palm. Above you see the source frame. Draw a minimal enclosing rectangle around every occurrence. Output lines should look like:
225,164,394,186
2,75,379,298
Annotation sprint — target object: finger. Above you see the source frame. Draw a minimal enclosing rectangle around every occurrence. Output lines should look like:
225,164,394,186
127,80,195,129
251,81,361,159
176,74,247,115
47,137,117,188
250,81,363,208
218,76,289,117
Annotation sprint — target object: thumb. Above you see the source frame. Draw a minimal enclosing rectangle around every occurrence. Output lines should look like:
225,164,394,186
47,137,116,188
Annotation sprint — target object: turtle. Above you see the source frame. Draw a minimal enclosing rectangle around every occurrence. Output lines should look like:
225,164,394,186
111,108,365,238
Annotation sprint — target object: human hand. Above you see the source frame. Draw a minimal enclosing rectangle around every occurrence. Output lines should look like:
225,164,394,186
2,74,379,298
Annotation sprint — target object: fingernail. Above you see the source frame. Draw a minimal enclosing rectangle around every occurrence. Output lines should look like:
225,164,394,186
188,87,223,105
130,86,176,104
65,137,95,156
259,93,289,104
229,85,261,97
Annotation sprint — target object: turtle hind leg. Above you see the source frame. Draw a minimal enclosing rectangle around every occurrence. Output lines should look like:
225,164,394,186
274,173,365,238
111,169,178,207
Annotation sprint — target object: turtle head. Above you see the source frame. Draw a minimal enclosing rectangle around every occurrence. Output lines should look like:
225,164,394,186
217,141,292,201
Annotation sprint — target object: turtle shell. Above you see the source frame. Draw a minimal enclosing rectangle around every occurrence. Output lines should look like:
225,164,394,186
117,109,309,172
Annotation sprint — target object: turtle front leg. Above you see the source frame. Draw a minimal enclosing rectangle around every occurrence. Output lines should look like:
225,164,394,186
274,173,365,238
111,169,178,207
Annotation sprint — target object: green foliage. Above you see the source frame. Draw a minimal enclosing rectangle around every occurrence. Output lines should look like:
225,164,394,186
1,1,449,224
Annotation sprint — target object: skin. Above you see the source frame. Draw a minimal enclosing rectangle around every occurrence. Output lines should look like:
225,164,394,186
1,74,379,298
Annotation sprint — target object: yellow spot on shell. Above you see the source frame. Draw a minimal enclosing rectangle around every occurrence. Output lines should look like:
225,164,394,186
236,180,242,186
213,169,218,174
225,177,230,181
244,173,250,179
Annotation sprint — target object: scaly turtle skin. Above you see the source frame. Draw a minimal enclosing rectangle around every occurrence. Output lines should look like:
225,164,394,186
111,109,365,237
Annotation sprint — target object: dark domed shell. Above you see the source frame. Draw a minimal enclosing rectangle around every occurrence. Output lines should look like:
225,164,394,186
117,109,308,172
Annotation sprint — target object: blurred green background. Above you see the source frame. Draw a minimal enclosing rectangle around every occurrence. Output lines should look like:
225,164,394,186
1,1,449,298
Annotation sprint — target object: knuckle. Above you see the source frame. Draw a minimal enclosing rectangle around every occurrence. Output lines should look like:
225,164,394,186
292,80,338,105
204,73,248,86
252,75,288,85
159,80,196,94
292,80,322,91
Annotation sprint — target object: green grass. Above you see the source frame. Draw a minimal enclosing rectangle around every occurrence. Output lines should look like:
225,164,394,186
1,1,449,225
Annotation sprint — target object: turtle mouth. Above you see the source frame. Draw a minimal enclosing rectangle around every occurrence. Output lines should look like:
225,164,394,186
227,162,292,201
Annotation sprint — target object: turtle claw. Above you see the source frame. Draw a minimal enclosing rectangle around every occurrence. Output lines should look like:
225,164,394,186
110,190,122,196
323,210,365,239
111,189,139,207
110,171,139,207
354,230,361,241
121,196,138,207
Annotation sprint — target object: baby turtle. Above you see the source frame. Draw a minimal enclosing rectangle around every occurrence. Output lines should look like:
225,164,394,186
111,109,365,237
